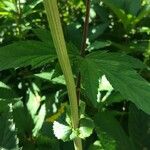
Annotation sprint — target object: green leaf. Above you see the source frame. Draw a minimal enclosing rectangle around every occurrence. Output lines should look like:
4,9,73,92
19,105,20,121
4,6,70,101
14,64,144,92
34,70,66,85
0,81,18,113
101,0,131,30
72,0,81,5
79,51,150,114
128,104,150,150
98,75,114,102
36,121,60,149
23,0,43,17
94,112,135,150
134,4,150,25
1,1,16,12
97,132,117,150
112,40,149,53
36,134,60,150
105,92,124,105
125,0,141,16
105,70,150,115
13,83,45,137
78,117,94,139
53,121,72,142
33,28,53,46
79,100,86,117
0,40,56,71
88,41,111,51
89,132,117,150
0,81,17,99
52,102,94,141
52,106,78,142
102,0,148,28
80,58,101,107
53,115,94,141
51,62,63,78
13,101,34,135
26,83,46,136
0,113,18,149
89,23,109,41
0,100,9,113
65,23,82,48
89,140,103,150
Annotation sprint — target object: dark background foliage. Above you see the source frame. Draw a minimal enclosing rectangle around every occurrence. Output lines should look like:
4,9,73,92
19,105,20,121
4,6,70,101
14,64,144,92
0,0,150,149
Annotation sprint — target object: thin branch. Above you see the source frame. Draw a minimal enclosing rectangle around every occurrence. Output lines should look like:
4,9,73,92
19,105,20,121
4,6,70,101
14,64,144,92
80,0,90,56
76,0,90,103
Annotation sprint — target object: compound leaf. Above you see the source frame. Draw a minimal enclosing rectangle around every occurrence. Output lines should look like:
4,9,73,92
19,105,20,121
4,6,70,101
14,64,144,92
79,51,150,114
0,40,56,71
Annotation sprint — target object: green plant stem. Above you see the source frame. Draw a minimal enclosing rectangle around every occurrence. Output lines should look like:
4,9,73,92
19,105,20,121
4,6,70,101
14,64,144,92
43,0,82,150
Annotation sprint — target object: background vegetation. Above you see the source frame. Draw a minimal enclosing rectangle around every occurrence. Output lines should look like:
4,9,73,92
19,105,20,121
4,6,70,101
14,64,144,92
0,0,150,149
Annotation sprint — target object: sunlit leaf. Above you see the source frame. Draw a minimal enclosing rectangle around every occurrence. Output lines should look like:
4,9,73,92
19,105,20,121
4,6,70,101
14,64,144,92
79,117,94,139
79,51,150,114
53,121,72,141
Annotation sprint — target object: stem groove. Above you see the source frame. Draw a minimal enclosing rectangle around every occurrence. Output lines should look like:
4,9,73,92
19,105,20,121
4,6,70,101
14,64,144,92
43,0,82,150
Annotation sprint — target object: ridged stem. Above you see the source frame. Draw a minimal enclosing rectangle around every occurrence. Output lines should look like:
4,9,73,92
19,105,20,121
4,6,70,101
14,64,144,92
43,0,82,150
